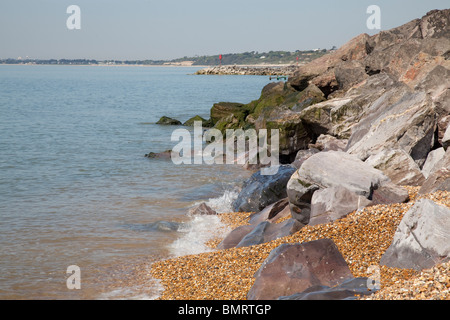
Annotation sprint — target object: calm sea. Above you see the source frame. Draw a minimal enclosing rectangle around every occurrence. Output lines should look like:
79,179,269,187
0,65,270,299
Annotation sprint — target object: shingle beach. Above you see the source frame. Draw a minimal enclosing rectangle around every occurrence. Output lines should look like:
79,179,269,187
150,187,450,300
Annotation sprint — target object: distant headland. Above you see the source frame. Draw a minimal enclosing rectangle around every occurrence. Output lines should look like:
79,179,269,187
0,48,332,67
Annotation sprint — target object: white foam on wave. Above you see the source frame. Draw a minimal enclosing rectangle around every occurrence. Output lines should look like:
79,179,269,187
168,214,231,257
203,189,240,213
168,189,240,257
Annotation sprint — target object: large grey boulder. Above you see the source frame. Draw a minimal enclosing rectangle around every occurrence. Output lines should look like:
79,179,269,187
287,151,391,223
380,199,450,270
294,151,389,197
247,239,354,300
232,165,296,213
346,89,436,167
365,148,425,186
309,186,372,226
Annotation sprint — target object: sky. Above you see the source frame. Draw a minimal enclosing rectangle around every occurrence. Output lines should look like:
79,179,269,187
0,0,449,60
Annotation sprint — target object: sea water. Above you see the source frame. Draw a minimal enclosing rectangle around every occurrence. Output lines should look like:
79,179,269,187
0,65,270,299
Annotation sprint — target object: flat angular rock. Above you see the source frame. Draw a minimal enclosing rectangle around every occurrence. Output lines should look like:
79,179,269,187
278,277,377,300
380,199,450,270
247,239,354,300
422,147,445,179
419,148,450,194
248,198,289,225
216,225,255,250
365,149,425,186
371,182,409,205
309,186,372,226
188,202,217,216
236,219,304,248
232,165,296,213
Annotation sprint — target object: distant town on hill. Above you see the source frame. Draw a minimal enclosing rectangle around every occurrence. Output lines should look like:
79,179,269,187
0,48,333,66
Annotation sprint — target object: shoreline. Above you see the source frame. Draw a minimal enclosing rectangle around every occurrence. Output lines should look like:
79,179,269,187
148,187,450,300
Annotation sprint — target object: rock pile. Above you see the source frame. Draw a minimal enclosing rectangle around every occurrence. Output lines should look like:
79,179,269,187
195,65,298,76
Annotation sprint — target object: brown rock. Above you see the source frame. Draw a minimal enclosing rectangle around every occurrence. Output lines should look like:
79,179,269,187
248,198,289,225
216,225,255,250
371,182,410,205
188,202,217,216
247,239,354,300
236,219,304,248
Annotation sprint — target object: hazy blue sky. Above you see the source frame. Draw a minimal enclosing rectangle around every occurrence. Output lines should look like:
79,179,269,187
0,0,448,60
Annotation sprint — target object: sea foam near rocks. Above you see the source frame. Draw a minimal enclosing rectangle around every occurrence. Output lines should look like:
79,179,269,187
168,214,231,257
168,189,239,257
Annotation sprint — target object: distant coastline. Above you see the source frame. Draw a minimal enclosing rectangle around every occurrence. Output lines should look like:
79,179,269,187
0,63,210,68
0,49,331,68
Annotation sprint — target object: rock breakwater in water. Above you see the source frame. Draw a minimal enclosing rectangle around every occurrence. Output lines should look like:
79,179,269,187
195,65,299,76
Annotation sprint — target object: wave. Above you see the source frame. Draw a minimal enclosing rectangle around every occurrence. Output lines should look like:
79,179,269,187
202,188,240,214
168,188,239,257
